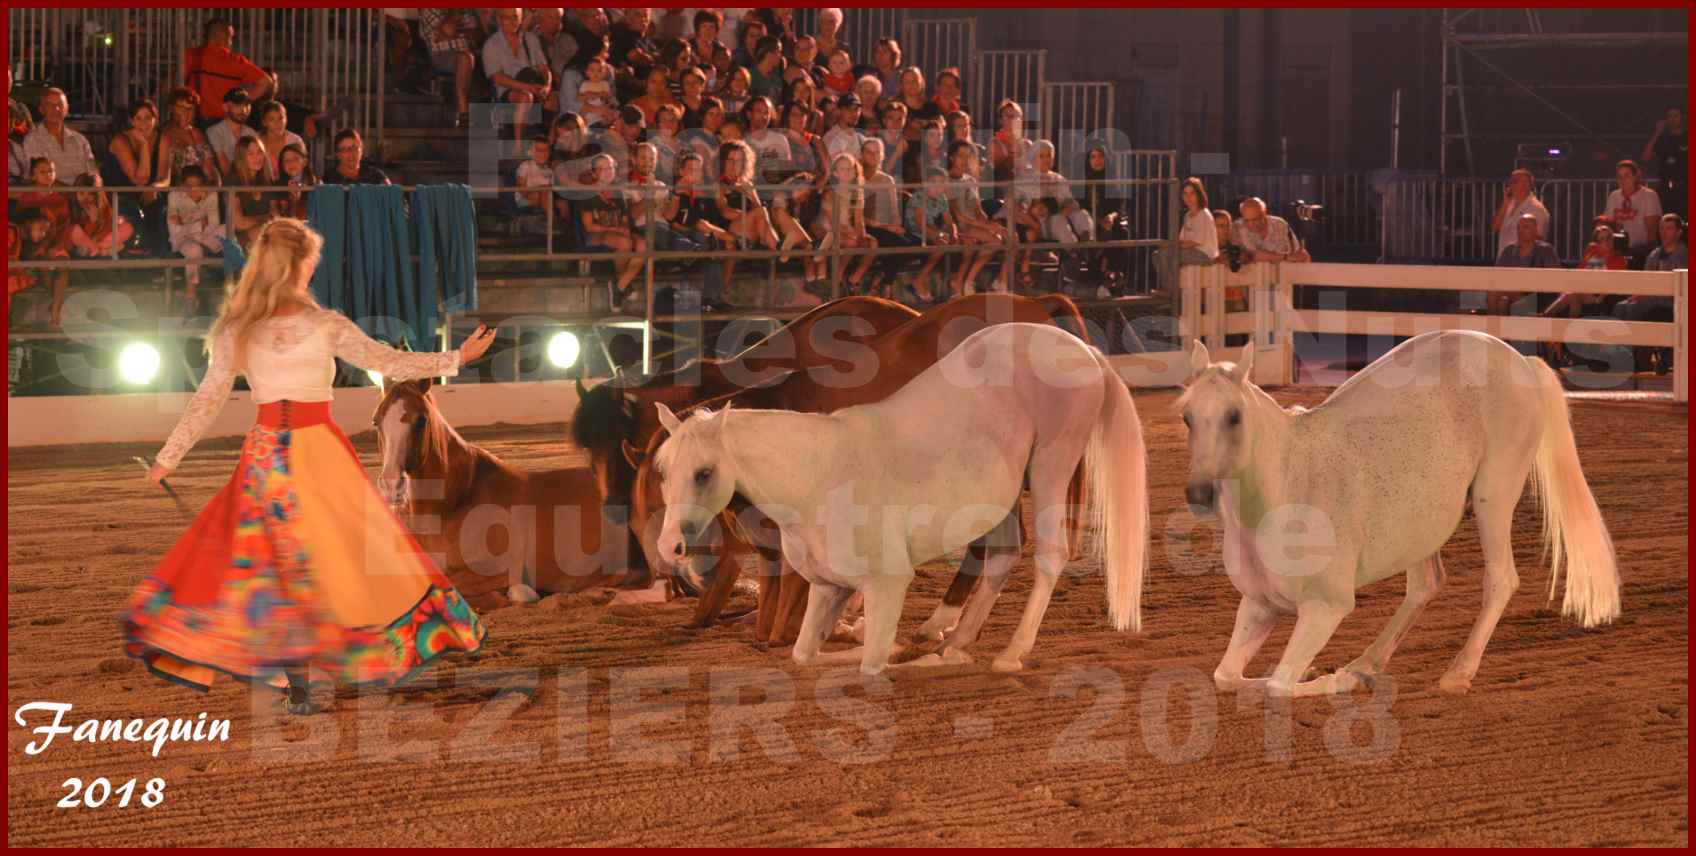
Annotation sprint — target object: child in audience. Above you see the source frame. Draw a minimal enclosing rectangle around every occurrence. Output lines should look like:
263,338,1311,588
577,56,618,127
515,135,554,210
167,165,223,305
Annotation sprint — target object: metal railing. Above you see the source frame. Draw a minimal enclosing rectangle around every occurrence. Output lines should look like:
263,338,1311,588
973,50,1046,126
1378,175,1658,266
1042,82,1116,168
901,18,977,92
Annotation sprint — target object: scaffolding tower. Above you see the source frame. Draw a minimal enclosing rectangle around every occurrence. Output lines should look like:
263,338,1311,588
1439,8,1688,177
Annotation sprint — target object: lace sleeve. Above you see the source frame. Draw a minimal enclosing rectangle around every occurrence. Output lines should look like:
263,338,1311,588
326,311,461,381
155,329,238,471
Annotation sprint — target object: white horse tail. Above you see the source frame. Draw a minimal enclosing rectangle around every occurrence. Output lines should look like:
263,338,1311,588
1528,359,1620,628
1085,357,1150,632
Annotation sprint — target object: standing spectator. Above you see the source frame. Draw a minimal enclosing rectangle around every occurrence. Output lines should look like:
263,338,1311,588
815,9,845,61
483,7,554,153
1233,197,1311,263
184,18,276,123
1605,159,1664,262
1212,210,1239,263
206,90,258,179
167,165,223,307
578,153,648,309
1490,168,1551,257
419,8,483,129
22,89,95,185
67,174,135,260
255,101,305,175
276,142,317,219
1641,106,1686,217
226,137,276,247
100,100,165,258
823,93,864,163
8,66,31,184
748,36,787,103
894,68,934,124
157,88,217,184
323,129,390,185
1173,177,1218,265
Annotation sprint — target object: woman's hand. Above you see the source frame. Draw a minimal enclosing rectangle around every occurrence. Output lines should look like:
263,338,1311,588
457,324,497,365
145,462,170,487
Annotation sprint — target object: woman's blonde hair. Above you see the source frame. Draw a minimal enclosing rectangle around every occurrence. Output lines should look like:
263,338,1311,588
206,218,324,372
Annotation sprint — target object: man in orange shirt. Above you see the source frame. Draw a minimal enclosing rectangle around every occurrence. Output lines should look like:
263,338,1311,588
183,17,276,123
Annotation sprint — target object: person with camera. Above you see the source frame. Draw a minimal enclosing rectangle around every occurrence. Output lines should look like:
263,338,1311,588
1641,107,1686,218
1490,168,1550,258
483,8,553,156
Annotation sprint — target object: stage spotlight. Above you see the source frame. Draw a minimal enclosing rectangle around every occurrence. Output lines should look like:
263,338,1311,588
548,331,581,369
117,342,161,386
367,369,384,387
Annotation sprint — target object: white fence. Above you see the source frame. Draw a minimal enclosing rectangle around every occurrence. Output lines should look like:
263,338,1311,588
1175,262,1688,401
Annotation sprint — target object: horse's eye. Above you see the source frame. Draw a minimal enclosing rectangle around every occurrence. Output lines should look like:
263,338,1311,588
1226,409,1241,427
694,467,713,486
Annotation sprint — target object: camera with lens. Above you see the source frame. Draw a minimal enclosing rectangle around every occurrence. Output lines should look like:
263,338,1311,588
1223,242,1245,272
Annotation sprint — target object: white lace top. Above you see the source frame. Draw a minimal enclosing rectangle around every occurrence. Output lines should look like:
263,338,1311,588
155,309,461,470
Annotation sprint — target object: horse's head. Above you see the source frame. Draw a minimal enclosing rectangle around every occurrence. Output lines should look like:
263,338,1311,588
1178,340,1256,516
571,376,641,506
651,402,739,569
372,377,437,510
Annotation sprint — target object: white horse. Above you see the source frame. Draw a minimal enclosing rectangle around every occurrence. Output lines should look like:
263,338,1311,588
1180,330,1619,697
651,322,1150,675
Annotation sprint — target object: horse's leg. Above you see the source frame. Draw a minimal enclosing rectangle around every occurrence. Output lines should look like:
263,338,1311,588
928,544,1019,664
692,541,746,628
752,554,783,641
1335,552,1447,690
915,509,1015,642
857,570,915,675
773,567,811,644
1064,464,1088,561
990,460,1076,673
1213,596,1279,692
1267,571,1357,698
1441,457,1531,694
790,580,855,667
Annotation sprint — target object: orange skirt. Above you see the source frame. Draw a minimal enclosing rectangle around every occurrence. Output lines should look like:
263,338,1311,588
122,401,486,692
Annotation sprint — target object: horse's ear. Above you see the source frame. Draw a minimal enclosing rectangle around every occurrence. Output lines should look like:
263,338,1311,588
1229,345,1255,384
622,439,646,469
1187,339,1211,381
655,402,682,434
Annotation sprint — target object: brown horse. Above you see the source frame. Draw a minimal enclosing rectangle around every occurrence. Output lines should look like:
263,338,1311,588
579,293,1091,643
375,378,646,610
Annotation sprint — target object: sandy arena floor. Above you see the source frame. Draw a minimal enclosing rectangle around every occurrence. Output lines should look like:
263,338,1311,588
5,388,1687,846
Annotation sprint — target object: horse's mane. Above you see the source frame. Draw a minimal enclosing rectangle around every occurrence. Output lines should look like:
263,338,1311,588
570,379,637,454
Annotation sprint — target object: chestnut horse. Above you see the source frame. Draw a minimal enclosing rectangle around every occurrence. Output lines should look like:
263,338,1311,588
579,293,1092,643
375,378,645,610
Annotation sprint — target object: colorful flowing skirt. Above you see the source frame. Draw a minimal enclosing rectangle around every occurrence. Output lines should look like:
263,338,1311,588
122,400,486,692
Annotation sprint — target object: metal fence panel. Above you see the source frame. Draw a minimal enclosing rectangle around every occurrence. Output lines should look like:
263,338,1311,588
902,18,976,92
972,49,1045,127
1043,81,1115,167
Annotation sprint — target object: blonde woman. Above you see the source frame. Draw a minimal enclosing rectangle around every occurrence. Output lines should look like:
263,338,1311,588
129,218,497,714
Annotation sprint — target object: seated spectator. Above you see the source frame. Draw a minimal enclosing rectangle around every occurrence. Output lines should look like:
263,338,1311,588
678,67,713,127
184,18,276,124
226,137,276,247
276,142,317,219
815,8,845,60
1577,223,1629,271
1082,145,1125,276
650,103,684,182
670,152,738,308
947,110,988,178
1613,213,1686,372
595,105,648,176
946,139,1011,294
67,174,135,263
758,7,800,54
821,49,856,97
905,115,947,186
812,153,878,293
167,165,223,306
861,138,916,290
870,39,904,97
254,101,305,176
743,96,792,187
16,158,71,251
1233,197,1311,263
656,39,697,100
784,75,819,116
531,8,577,113
854,77,884,129
323,129,390,185
206,90,258,179
932,67,964,117
1605,159,1663,264
8,66,32,184
577,53,619,127
717,115,745,146
22,89,95,185
609,7,658,71
1027,140,1096,243
714,140,782,285
628,142,710,261
823,93,865,163
748,36,787,103
157,88,217,184
790,36,825,87
483,7,554,152
515,135,554,212
1491,212,1559,316
1542,223,1630,365
631,66,679,127
99,99,165,257
678,97,725,170
905,168,959,304
877,102,911,177
893,68,933,124
578,153,648,308
732,17,767,70
1491,168,1550,259
990,99,1031,190
13,208,70,328
718,67,753,117
689,11,725,81
1641,107,1686,217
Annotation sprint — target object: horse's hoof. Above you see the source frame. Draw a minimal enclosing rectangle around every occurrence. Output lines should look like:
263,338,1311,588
1437,674,1473,695
508,584,540,604
990,656,1023,674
